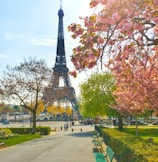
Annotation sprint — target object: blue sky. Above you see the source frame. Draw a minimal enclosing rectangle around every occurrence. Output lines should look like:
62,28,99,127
0,0,93,95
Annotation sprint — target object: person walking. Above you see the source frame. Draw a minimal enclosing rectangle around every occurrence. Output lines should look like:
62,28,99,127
60,125,63,131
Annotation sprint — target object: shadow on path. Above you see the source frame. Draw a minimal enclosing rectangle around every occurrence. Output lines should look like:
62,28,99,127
66,131,92,138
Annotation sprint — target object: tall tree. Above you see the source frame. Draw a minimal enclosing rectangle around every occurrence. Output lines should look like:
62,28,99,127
113,48,158,129
68,0,158,129
111,47,158,135
29,100,45,115
0,58,51,134
79,72,120,123
47,105,59,117
65,107,73,117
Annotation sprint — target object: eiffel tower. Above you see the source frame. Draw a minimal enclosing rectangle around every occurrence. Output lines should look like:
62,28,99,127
43,3,78,115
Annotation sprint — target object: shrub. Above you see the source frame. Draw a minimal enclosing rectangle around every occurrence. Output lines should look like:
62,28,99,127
0,128,13,135
10,126,51,135
36,126,51,135
10,128,32,134
96,126,158,162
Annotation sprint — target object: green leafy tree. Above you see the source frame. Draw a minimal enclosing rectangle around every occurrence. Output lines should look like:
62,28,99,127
79,72,123,127
0,58,51,134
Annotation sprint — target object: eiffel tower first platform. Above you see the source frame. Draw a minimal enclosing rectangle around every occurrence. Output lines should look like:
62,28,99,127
42,5,78,114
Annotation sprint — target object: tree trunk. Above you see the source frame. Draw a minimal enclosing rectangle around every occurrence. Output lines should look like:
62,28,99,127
118,115,123,130
135,116,138,137
32,111,36,134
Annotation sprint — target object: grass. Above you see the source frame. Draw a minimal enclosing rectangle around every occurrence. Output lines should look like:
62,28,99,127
0,134,42,148
121,126,158,143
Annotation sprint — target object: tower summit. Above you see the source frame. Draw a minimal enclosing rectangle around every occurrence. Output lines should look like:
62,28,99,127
55,3,66,67
43,3,78,116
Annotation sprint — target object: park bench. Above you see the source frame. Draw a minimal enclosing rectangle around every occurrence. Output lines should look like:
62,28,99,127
93,137,104,152
92,132,100,139
92,130,97,135
94,145,115,162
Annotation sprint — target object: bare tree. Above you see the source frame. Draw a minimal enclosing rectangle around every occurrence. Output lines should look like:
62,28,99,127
0,58,51,134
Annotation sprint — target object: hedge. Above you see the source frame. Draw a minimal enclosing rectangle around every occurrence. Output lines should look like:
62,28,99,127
9,126,51,135
95,125,158,162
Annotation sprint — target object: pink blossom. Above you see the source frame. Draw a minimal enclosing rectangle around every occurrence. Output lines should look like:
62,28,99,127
98,36,104,44
90,0,99,8
112,12,121,22
153,17,158,23
154,25,158,33
133,23,143,31
98,0,107,5
69,70,77,78
120,22,133,35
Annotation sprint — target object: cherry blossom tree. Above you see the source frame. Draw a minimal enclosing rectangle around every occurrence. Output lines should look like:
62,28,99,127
68,0,158,73
111,46,158,136
68,0,158,118
112,47,158,113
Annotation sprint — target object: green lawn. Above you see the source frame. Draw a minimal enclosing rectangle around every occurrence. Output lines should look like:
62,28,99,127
121,126,158,143
0,134,42,148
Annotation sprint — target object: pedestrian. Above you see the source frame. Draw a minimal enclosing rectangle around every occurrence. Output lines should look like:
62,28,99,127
64,123,66,131
60,125,63,131
66,122,68,130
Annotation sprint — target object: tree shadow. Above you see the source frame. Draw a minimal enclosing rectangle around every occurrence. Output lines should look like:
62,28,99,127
66,131,92,138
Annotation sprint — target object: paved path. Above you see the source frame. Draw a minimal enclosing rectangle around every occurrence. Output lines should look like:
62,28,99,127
0,124,96,162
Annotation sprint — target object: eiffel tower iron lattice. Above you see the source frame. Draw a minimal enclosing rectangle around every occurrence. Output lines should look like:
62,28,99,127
42,5,78,112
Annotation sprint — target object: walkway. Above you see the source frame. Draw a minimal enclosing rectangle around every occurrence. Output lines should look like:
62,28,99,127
0,124,95,162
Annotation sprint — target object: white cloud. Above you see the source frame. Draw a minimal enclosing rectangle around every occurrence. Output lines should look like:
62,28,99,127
29,36,56,47
0,53,9,58
3,32,56,47
4,32,13,40
4,32,25,40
